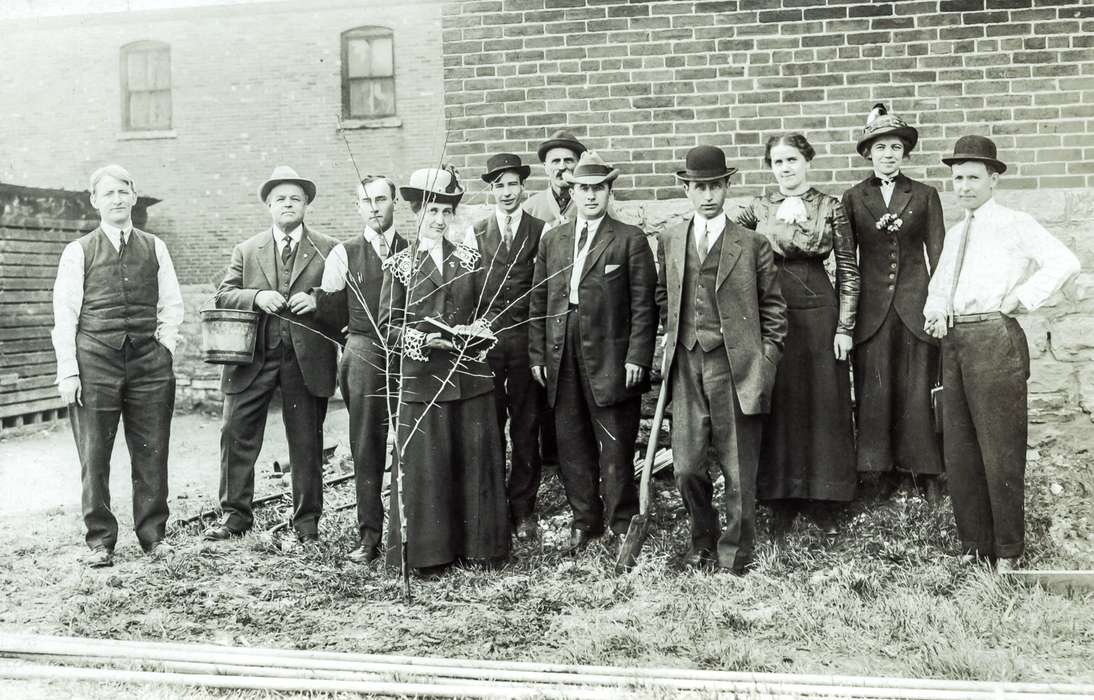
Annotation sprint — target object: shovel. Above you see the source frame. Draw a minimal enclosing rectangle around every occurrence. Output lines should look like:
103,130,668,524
615,377,670,573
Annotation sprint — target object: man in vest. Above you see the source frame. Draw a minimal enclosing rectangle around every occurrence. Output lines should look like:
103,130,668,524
52,164,184,567
656,146,787,573
469,153,547,541
316,175,407,563
204,166,339,548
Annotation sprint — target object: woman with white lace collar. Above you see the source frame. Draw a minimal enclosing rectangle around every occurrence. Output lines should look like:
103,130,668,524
736,132,860,539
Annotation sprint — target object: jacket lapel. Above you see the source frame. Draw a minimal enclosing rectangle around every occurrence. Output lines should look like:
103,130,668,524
511,214,533,260
862,178,889,222
289,226,318,288
668,222,686,305
555,220,575,278
715,222,743,291
580,217,614,281
478,215,503,267
257,229,276,288
424,243,446,290
887,174,914,219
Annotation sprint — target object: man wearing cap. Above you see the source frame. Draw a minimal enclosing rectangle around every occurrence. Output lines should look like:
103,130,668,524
522,130,588,228
468,154,548,542
924,135,1079,571
529,152,657,553
842,104,946,500
52,164,184,568
656,146,787,573
315,175,407,563
205,166,340,546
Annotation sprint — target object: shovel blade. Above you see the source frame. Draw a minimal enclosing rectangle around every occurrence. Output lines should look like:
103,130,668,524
614,514,651,573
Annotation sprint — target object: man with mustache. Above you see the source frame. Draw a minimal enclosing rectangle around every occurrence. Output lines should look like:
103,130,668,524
468,153,547,542
316,175,407,563
205,166,339,548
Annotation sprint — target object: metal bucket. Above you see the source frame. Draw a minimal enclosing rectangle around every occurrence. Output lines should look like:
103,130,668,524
200,308,259,365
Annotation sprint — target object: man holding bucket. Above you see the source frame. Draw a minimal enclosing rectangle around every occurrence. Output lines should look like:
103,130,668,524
52,164,184,567
204,166,339,547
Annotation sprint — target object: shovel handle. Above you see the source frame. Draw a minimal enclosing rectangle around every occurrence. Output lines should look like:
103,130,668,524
638,378,670,515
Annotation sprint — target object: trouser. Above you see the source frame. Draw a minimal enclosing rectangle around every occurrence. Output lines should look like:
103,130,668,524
942,315,1029,559
487,332,544,523
220,344,328,536
554,311,640,536
670,343,761,570
70,333,174,552
339,333,392,546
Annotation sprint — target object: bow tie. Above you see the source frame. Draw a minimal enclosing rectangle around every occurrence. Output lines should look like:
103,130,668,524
874,176,897,187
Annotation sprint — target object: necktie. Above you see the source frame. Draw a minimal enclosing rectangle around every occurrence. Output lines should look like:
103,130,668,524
118,232,128,257
502,215,513,253
878,176,895,187
945,213,974,325
575,223,589,260
281,237,294,265
695,220,708,262
377,233,390,259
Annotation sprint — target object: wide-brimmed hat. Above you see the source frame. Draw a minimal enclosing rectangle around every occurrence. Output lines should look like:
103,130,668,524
856,103,919,158
481,153,531,183
399,166,464,207
258,165,316,204
536,129,588,162
561,151,621,186
941,135,1007,174
675,145,738,182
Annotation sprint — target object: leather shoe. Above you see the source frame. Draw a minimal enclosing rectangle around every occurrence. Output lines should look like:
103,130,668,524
683,546,714,570
82,547,114,568
202,524,246,541
514,517,538,542
346,542,380,564
565,527,594,554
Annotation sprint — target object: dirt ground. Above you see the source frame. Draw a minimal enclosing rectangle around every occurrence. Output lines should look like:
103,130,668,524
0,408,1092,699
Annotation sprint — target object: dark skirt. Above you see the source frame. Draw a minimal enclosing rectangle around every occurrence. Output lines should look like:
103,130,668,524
385,392,511,569
759,257,856,503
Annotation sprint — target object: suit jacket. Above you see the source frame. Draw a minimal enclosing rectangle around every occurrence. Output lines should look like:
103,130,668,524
842,174,945,345
473,211,546,342
378,239,495,404
656,218,788,416
314,230,408,342
215,225,339,397
529,215,657,408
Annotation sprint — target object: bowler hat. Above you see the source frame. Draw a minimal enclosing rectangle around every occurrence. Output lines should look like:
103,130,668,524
536,130,588,162
856,103,919,158
676,145,738,182
258,165,317,204
399,166,464,207
481,153,531,183
941,135,1007,174
562,151,621,186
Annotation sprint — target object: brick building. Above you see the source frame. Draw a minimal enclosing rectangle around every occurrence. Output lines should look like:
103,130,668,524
441,0,1094,420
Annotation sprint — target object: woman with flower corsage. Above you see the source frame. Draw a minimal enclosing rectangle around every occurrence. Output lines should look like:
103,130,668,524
841,105,945,502
379,166,510,576
736,133,860,537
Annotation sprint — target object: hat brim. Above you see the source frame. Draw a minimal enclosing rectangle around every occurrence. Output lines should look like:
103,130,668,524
399,187,463,207
562,168,620,186
259,178,316,204
481,165,531,183
857,126,919,158
537,139,588,162
675,168,738,183
941,155,1007,174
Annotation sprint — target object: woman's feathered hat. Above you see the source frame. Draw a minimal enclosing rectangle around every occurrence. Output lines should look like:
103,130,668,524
399,165,464,207
856,103,919,158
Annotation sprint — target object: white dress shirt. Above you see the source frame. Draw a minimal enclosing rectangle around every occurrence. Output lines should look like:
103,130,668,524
274,224,303,257
874,170,897,207
320,226,396,293
570,215,604,304
52,222,185,382
924,197,1080,318
692,211,727,258
463,208,525,253
418,235,446,273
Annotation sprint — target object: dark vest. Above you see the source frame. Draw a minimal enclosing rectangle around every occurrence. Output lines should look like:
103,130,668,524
270,235,299,347
78,227,159,349
345,232,404,337
678,227,723,352
474,213,544,339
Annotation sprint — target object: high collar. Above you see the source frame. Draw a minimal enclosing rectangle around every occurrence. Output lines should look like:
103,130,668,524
872,170,901,185
966,196,998,220
100,221,133,247
495,207,524,233
273,224,303,243
363,225,394,247
766,187,819,204
692,211,727,235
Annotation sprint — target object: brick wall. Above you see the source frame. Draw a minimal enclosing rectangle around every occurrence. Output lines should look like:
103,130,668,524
0,0,447,286
441,0,1094,421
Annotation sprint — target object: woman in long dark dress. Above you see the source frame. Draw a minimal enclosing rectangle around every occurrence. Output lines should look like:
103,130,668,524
379,166,510,576
736,133,860,535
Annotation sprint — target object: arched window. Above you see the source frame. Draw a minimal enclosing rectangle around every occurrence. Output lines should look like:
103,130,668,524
341,27,395,119
121,40,172,131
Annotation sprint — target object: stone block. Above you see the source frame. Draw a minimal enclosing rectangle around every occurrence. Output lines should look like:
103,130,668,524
1049,315,1094,362
1017,314,1049,358
1066,189,1094,222
1077,363,1094,417
1028,358,1077,400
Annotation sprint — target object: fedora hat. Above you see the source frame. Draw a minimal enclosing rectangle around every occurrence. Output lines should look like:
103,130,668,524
562,151,621,186
258,165,316,204
941,134,1007,174
536,129,588,162
676,145,738,182
481,153,531,183
399,166,464,207
856,103,919,158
